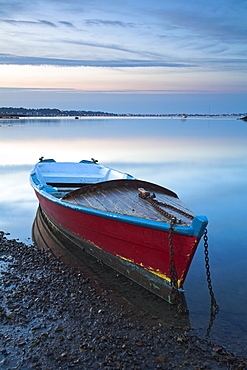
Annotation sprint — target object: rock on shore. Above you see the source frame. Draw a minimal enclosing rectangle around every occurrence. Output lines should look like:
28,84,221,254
0,231,246,369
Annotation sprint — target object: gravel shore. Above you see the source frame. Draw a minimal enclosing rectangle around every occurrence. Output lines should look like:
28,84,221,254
0,231,246,370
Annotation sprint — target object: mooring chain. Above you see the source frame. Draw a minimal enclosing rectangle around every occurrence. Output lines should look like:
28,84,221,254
138,188,189,312
204,228,220,335
169,218,188,313
169,217,179,290
138,189,194,221
154,197,194,220
138,189,174,220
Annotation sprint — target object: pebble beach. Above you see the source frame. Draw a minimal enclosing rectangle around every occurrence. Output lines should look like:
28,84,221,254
0,231,246,370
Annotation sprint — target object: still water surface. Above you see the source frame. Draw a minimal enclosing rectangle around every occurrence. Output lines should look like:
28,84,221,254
0,116,247,356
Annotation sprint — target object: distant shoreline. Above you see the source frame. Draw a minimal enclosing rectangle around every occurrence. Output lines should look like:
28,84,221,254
1,113,246,119
1,106,247,119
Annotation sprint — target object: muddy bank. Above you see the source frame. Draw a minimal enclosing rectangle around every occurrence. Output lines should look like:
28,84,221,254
0,231,246,369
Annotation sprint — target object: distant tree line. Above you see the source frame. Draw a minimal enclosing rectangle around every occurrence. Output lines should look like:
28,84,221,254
0,107,114,116
0,107,245,118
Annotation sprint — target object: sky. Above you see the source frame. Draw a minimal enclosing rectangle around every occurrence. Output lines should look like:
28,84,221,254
0,0,247,114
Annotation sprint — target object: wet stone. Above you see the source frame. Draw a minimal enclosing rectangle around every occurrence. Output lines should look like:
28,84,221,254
0,231,246,370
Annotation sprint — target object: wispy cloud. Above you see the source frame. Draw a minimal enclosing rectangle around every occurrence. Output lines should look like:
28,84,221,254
85,19,135,28
61,39,166,60
38,19,57,28
2,52,246,72
59,21,75,28
0,87,215,94
0,53,193,68
0,19,57,27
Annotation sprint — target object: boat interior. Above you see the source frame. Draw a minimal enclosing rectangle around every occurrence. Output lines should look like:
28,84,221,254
34,160,134,195
31,160,194,225
62,179,194,225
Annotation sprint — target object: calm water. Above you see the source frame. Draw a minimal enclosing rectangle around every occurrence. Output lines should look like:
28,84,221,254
1,116,247,356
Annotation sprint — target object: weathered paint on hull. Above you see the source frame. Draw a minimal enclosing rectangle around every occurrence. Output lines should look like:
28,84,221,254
36,191,201,291
33,205,187,305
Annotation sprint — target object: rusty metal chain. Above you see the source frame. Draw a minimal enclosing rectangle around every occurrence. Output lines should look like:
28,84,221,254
138,190,189,312
204,228,220,336
140,193,175,220
139,191,194,221
169,219,188,313
153,196,194,220
169,217,179,290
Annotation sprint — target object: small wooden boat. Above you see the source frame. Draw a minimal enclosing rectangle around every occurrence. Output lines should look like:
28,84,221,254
30,158,208,304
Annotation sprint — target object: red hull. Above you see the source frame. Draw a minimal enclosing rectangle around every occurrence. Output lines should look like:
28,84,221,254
36,192,199,288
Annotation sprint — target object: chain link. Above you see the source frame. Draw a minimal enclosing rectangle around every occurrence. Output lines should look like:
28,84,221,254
169,217,179,290
141,193,175,220
139,192,194,221
138,190,194,313
139,190,189,312
154,196,194,220
169,219,188,313
141,191,219,321
204,228,220,335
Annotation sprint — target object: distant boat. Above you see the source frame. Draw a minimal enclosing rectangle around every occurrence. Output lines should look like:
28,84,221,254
30,158,208,304
240,116,247,121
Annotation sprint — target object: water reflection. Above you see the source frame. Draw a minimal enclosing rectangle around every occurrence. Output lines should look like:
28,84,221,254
1,117,247,167
0,165,37,243
1,117,247,356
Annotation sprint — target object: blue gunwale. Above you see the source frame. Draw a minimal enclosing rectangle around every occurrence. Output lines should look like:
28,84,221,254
31,176,208,238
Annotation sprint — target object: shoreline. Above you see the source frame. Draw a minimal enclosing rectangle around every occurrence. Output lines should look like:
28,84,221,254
0,231,246,369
